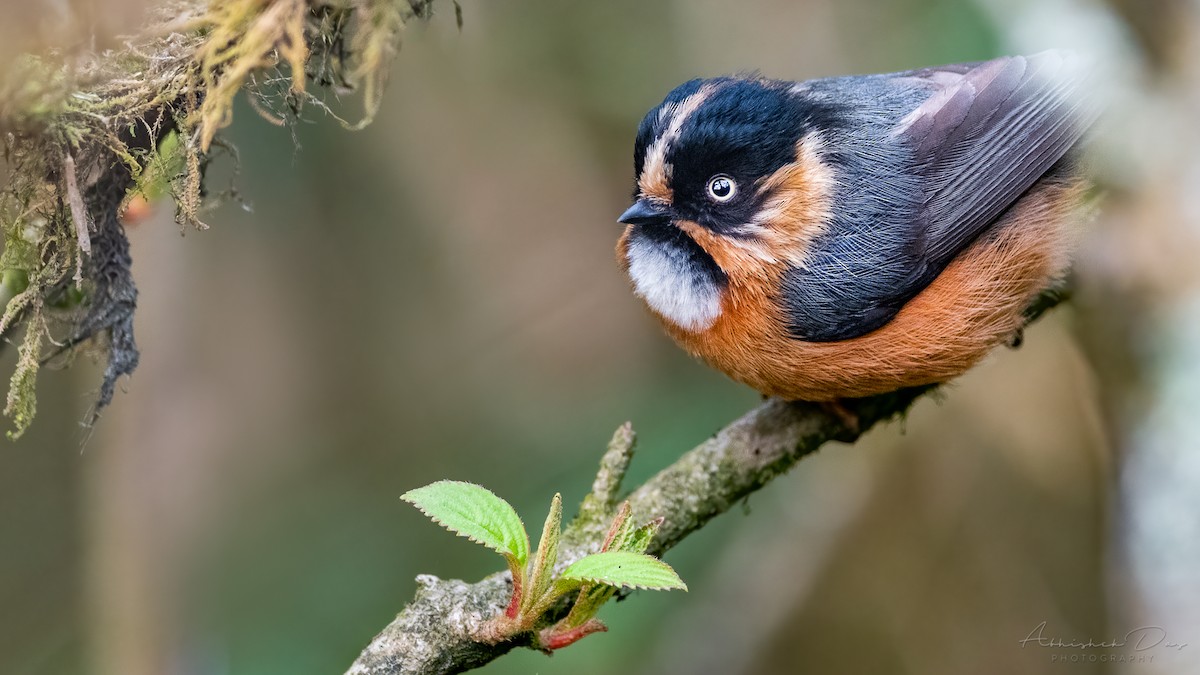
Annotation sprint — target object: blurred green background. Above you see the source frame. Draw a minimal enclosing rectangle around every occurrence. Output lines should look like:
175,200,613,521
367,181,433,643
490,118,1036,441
3,0,1199,674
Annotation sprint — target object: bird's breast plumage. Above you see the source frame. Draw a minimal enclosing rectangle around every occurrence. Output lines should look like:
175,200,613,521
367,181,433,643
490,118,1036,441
626,174,1085,401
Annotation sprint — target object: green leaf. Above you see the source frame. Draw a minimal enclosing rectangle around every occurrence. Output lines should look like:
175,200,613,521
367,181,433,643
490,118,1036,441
601,501,633,552
523,493,562,615
402,481,530,565
561,582,616,629
623,517,663,554
560,551,687,591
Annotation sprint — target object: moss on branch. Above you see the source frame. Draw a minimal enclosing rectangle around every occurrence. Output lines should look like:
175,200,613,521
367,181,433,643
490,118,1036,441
343,288,1066,675
345,389,935,675
0,0,440,437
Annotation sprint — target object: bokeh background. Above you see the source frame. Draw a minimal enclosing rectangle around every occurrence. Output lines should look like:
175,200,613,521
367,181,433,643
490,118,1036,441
3,0,1199,674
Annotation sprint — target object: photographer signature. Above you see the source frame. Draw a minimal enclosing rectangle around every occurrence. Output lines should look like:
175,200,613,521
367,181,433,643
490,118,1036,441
1020,621,1188,651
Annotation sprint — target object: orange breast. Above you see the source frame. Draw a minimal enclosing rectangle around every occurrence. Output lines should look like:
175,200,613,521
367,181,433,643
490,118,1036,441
621,175,1085,401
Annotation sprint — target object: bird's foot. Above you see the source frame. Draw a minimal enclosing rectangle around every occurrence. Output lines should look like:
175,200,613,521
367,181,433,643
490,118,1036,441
1006,326,1025,349
820,399,861,437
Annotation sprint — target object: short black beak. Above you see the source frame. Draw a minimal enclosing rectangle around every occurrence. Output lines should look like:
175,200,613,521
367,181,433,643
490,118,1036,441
618,199,671,227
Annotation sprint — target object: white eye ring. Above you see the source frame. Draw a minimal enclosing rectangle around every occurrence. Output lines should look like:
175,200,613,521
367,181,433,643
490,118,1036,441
706,175,737,202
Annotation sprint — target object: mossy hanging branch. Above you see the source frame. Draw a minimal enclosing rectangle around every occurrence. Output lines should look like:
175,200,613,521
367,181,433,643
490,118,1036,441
0,0,442,438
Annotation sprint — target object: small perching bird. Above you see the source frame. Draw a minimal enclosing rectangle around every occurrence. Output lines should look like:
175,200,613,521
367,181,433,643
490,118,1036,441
617,51,1097,401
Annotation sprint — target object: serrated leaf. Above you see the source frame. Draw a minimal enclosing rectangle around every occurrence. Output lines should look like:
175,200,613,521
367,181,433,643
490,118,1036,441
560,551,687,591
562,582,616,629
623,517,663,554
402,481,530,565
601,501,633,552
523,493,562,615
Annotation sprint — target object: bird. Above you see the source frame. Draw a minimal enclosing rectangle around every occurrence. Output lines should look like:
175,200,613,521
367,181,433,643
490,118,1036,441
616,51,1096,402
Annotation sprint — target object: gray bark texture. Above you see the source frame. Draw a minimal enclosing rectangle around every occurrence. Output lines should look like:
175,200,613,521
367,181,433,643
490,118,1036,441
345,289,1067,674
346,377,957,673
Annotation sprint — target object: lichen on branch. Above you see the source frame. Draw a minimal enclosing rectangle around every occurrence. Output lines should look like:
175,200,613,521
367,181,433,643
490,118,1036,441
0,0,440,437
343,286,1069,674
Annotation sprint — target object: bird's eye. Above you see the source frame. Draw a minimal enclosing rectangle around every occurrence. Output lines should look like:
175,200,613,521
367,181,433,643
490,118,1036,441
706,175,737,203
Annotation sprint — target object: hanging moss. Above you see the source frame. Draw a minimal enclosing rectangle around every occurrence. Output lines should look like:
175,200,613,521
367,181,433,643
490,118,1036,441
0,0,441,438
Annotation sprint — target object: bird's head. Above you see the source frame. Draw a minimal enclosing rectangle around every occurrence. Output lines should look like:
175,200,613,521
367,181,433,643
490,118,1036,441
618,77,834,332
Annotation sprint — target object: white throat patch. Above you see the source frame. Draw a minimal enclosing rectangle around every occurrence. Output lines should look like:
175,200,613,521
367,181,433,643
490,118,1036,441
625,233,723,332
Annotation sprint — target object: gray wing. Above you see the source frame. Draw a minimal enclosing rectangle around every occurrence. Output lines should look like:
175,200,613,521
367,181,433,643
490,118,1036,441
782,51,1096,342
895,51,1097,265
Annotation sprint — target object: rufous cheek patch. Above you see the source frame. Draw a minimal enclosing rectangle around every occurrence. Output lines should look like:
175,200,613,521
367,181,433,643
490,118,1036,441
747,133,835,268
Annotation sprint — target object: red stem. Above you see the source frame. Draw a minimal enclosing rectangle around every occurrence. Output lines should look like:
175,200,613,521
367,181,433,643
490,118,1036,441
504,565,523,619
541,620,608,650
